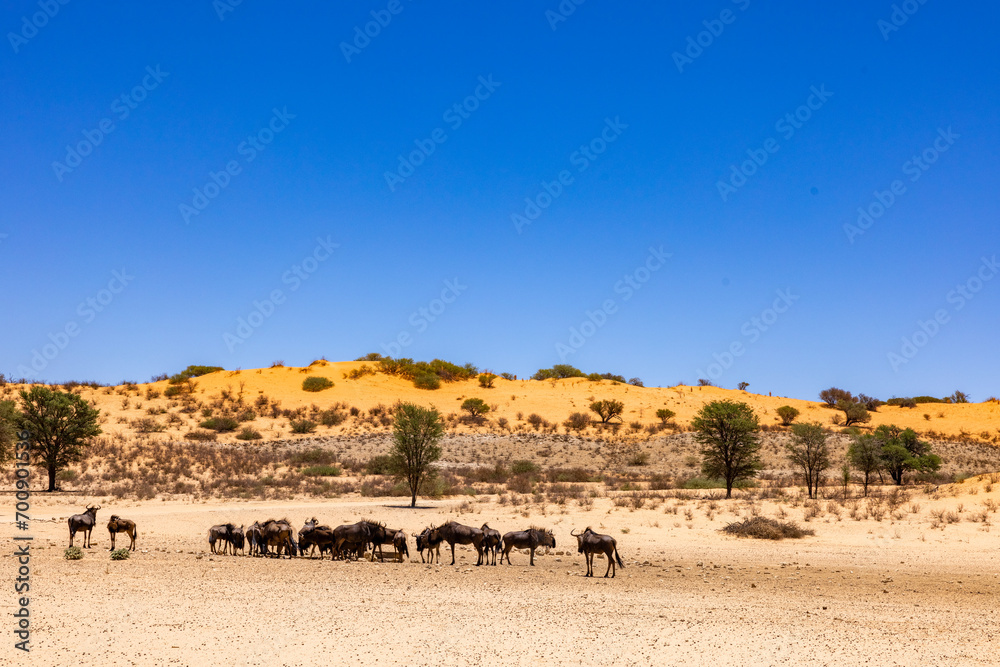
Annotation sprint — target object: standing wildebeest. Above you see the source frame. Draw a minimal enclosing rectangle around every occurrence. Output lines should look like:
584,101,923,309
435,521,485,566
208,523,234,554
571,527,625,578
500,527,555,566
367,522,402,562
68,505,100,548
416,526,442,564
332,521,372,561
107,515,137,551
223,525,245,555
298,518,336,558
481,524,502,565
259,519,296,557
392,530,409,562
246,522,263,556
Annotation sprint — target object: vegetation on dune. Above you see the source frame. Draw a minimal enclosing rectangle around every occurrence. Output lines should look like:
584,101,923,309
301,376,334,392
590,399,625,424
460,398,491,418
168,365,223,384
692,400,762,499
776,405,799,426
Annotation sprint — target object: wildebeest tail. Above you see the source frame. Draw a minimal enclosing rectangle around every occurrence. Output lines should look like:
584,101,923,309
614,546,625,569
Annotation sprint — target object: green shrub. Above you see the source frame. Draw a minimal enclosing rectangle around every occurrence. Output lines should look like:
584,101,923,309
64,547,83,560
819,387,852,407
163,385,183,398
500,372,515,381
110,548,131,560
366,454,393,475
235,427,262,441
290,448,337,466
302,465,342,477
532,365,585,380
460,398,490,417
319,408,346,427
199,416,239,432
510,460,539,475
563,412,590,431
184,429,217,441
168,365,223,384
345,364,375,380
655,408,675,423
590,399,625,423
413,373,441,390
776,405,800,426
478,373,497,388
302,376,334,392
526,413,546,430
911,396,946,404
290,419,317,434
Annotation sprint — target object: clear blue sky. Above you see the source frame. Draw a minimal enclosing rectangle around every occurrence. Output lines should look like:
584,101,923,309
2,1,997,401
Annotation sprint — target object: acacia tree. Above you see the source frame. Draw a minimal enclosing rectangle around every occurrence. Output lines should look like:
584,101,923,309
692,400,762,499
0,399,18,465
846,433,881,497
837,399,871,427
389,402,444,507
874,424,941,484
785,422,830,499
460,398,490,418
17,387,101,491
590,399,624,424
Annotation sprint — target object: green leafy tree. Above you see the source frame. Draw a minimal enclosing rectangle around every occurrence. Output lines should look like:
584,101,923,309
819,387,852,407
846,433,882,497
478,373,497,388
655,408,675,424
837,400,871,427
17,387,101,491
692,400,762,499
874,425,941,485
590,399,625,423
776,405,799,426
0,399,18,464
785,423,830,499
460,398,491,418
389,403,444,507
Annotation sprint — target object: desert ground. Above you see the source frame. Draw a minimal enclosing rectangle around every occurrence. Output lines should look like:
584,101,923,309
4,475,999,667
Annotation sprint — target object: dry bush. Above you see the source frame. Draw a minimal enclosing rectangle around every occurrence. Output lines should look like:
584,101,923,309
721,517,814,540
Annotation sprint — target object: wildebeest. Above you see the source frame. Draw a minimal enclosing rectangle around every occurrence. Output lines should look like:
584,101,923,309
571,527,625,578
298,518,336,558
500,527,555,566
68,505,100,548
416,526,442,564
208,523,234,554
481,523,502,565
392,530,409,562
246,522,263,556
223,525,245,555
259,519,296,557
367,523,404,562
332,521,372,560
107,515,137,551
435,521,485,566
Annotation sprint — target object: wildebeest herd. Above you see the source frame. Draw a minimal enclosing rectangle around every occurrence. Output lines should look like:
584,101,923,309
65,506,625,577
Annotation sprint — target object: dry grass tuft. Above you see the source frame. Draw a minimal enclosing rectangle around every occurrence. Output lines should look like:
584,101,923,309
721,516,815,540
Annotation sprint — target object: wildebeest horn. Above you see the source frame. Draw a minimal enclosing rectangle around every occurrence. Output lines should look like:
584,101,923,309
570,528,580,536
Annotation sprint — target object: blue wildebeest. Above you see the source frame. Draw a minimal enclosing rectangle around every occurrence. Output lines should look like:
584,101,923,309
208,523,234,554
571,527,624,578
259,519,296,557
107,515,138,551
481,523,502,565
68,505,100,548
392,530,409,562
416,526,442,564
332,521,372,560
500,527,555,566
435,521,485,566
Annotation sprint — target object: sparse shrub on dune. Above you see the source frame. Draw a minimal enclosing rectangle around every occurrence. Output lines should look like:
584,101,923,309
168,365,223,384
184,429,217,442
235,427,262,441
413,373,441,390
777,406,799,426
563,412,590,432
655,408,675,424
132,417,165,433
590,399,624,424
533,365,585,380
460,398,490,417
319,408,346,427
301,465,341,477
478,373,497,388
289,419,317,434
722,517,814,540
199,416,239,432
301,376,334,392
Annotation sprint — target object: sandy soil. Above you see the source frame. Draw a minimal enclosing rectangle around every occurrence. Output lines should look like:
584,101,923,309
4,479,999,666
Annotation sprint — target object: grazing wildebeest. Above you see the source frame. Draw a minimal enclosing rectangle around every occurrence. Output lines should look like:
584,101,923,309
500,527,555,566
259,519,296,557
416,526,442,564
68,505,100,548
571,527,625,578
107,515,138,551
392,530,409,562
208,523,234,554
435,521,485,566
246,522,263,556
332,521,372,561
481,523,502,565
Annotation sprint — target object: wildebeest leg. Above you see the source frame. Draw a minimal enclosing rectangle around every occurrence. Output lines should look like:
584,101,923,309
130,529,136,551
529,547,535,566
586,552,593,577
69,529,74,548
85,528,91,549
450,542,456,565
109,530,116,551
605,548,613,578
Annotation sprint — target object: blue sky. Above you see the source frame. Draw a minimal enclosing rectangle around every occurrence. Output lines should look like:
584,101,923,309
1,1,997,401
